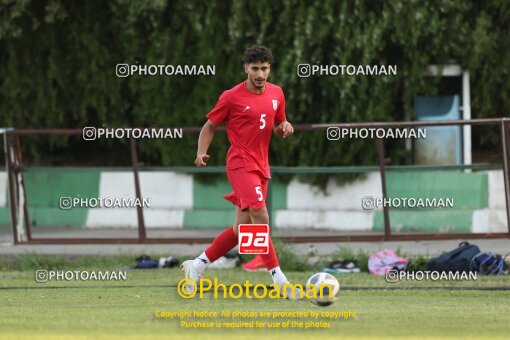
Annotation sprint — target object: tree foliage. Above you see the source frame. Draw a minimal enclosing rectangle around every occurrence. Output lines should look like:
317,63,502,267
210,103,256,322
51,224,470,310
0,0,508,178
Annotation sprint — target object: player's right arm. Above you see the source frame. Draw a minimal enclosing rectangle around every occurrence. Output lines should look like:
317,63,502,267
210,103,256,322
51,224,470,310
196,90,230,167
195,120,217,167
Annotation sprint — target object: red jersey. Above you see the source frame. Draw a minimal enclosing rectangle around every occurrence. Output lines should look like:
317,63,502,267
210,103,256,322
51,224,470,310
206,81,286,178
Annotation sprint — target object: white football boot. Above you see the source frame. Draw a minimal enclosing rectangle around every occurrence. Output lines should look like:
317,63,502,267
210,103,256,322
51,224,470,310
282,281,304,300
180,260,202,294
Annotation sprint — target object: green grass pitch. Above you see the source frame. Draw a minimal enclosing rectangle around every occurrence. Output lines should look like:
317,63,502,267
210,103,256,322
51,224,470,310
1,268,509,339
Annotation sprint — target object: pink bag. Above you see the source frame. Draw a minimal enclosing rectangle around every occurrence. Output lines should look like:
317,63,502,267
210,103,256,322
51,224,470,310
368,250,409,275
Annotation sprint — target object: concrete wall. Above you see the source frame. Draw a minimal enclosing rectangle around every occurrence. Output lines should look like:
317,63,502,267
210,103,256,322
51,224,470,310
0,170,507,232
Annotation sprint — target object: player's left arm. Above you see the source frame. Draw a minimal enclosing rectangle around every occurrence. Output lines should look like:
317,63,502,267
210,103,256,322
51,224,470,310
274,120,294,138
273,89,294,138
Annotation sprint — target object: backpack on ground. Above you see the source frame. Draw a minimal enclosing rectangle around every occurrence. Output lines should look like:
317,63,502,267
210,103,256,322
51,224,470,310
470,252,507,275
427,242,480,273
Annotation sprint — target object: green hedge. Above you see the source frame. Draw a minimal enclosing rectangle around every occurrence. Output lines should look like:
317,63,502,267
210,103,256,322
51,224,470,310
1,0,508,183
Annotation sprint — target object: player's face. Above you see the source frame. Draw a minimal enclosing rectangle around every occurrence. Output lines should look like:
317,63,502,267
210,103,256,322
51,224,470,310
244,62,270,89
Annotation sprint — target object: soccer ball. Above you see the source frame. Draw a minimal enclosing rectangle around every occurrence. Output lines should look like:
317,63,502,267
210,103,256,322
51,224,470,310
306,272,340,307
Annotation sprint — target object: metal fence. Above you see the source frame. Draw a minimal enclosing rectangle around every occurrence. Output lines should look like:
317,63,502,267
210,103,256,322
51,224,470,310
3,118,510,244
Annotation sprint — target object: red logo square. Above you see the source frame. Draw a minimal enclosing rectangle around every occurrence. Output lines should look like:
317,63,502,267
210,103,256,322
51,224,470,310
238,224,269,254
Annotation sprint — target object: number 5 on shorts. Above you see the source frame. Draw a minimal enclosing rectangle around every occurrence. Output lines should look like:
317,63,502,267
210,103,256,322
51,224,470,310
255,186,263,201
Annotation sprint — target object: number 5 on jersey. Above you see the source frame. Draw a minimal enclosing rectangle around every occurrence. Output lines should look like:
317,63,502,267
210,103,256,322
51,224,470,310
259,114,266,129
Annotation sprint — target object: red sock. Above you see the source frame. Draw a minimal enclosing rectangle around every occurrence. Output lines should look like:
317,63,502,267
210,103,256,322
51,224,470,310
260,235,279,269
204,226,238,262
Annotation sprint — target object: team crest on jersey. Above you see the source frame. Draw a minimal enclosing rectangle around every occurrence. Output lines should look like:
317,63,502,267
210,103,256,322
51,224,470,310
272,100,278,111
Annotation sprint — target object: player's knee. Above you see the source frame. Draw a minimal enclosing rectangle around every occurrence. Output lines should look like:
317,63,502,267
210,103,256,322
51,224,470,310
248,206,269,222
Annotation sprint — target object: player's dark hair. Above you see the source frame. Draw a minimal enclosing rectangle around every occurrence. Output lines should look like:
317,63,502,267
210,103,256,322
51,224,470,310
243,45,273,64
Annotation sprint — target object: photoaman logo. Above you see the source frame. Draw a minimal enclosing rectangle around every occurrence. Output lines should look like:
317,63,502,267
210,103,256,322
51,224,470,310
238,224,269,254
177,278,334,300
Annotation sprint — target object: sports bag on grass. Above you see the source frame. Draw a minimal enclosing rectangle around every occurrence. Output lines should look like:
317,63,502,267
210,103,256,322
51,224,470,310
427,242,480,273
470,252,506,275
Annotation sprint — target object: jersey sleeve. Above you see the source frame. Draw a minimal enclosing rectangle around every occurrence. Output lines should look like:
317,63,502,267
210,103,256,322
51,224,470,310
275,88,286,125
206,91,230,126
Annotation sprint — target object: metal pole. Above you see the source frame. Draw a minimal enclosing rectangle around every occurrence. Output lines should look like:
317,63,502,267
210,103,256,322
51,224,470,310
376,138,392,240
130,138,146,240
462,71,472,170
14,136,32,241
501,120,510,233
4,134,18,244
17,231,510,245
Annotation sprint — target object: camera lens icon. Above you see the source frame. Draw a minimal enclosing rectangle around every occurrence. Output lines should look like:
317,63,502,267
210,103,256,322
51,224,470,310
297,64,311,77
35,270,48,283
116,64,130,77
327,127,341,140
362,196,376,210
82,127,97,140
385,269,399,283
59,197,73,210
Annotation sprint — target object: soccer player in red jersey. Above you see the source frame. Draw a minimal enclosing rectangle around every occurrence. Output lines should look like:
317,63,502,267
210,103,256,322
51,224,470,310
181,45,300,299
